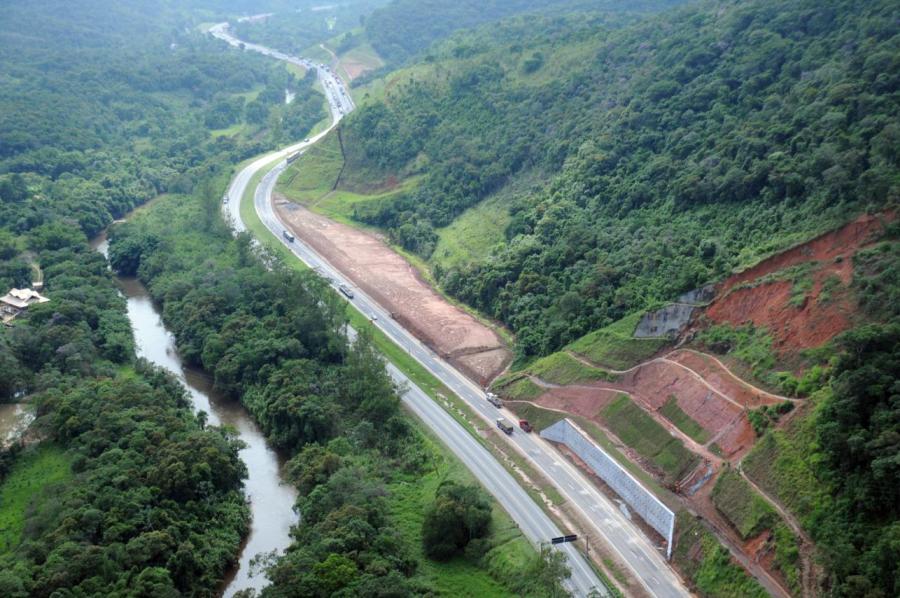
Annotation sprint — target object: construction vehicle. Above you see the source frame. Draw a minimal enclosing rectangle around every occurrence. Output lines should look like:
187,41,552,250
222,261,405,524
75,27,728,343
519,420,533,433
486,392,502,408
496,418,514,435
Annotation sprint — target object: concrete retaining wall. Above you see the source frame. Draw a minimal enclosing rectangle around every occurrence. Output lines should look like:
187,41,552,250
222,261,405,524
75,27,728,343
541,418,675,559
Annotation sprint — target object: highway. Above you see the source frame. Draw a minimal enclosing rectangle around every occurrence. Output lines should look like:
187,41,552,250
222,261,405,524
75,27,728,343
213,20,689,598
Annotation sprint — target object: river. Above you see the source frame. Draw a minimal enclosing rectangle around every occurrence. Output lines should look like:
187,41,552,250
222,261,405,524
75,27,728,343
91,230,297,597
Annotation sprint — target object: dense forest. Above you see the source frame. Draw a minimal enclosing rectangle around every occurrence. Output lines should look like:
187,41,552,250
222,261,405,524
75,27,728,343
108,188,570,597
340,0,898,357
2,0,898,596
0,0,324,238
0,1,570,595
364,0,685,64
232,1,389,57
0,0,325,594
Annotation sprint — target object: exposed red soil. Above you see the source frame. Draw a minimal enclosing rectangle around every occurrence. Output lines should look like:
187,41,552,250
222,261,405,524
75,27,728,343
274,197,511,383
530,385,620,417
611,361,751,458
666,350,786,408
341,59,374,81
521,357,755,458
703,212,893,354
719,213,889,293
705,272,856,353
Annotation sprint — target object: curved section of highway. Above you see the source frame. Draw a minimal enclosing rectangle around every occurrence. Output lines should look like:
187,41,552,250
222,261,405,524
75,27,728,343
212,20,688,597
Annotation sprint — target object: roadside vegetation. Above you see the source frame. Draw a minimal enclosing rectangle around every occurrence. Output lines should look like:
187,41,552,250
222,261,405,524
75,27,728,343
0,1,337,594
673,515,768,598
567,312,669,371
710,469,801,593
110,190,570,596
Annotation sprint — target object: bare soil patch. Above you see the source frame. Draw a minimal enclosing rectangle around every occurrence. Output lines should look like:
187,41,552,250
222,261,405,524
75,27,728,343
666,350,785,409
610,361,750,458
719,212,889,293
274,196,511,383
341,58,373,80
703,212,893,354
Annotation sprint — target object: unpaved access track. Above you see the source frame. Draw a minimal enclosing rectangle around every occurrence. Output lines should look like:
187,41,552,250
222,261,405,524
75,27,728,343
274,196,512,384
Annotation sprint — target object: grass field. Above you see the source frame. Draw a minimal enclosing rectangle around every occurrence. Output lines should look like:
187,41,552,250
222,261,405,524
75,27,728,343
337,41,384,82
0,443,72,552
741,423,825,523
278,130,344,202
494,374,544,401
568,312,669,371
277,130,417,225
695,324,777,383
708,469,802,592
600,395,698,483
673,514,768,598
352,62,439,106
527,352,613,386
710,469,777,540
211,121,249,139
432,192,512,270
660,396,710,444
389,431,527,596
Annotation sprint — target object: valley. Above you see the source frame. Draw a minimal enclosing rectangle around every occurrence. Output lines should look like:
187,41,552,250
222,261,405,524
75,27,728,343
0,1,896,597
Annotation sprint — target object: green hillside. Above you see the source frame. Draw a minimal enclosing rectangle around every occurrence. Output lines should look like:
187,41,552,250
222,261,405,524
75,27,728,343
336,0,898,357
364,0,685,64
325,2,900,593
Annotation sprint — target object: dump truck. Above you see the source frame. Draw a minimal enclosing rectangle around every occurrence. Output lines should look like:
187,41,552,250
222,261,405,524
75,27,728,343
496,418,514,435
486,392,502,408
519,420,533,433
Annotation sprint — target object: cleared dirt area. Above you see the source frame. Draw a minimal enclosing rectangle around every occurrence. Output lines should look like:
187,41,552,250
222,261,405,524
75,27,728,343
609,360,753,458
504,353,756,459
704,212,893,353
719,212,889,293
665,350,788,408
274,196,511,383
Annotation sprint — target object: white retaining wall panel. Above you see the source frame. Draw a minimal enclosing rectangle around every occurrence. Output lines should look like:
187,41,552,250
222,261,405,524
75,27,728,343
541,418,675,559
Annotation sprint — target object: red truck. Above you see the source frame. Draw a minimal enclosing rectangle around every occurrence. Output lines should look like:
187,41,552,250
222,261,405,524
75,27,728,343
519,420,533,433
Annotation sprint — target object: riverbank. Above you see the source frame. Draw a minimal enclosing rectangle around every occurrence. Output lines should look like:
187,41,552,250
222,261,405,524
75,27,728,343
92,228,297,597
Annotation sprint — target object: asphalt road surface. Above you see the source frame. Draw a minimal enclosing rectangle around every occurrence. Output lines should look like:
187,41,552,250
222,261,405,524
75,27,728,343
213,20,690,598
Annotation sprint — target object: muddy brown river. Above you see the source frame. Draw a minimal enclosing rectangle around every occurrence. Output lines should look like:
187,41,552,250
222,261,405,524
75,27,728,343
92,231,296,596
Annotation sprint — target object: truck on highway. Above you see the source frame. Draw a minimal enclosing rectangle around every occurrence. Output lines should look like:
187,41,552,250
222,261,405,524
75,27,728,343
486,392,502,408
339,284,354,299
519,420,533,433
283,230,295,242
496,418,514,435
